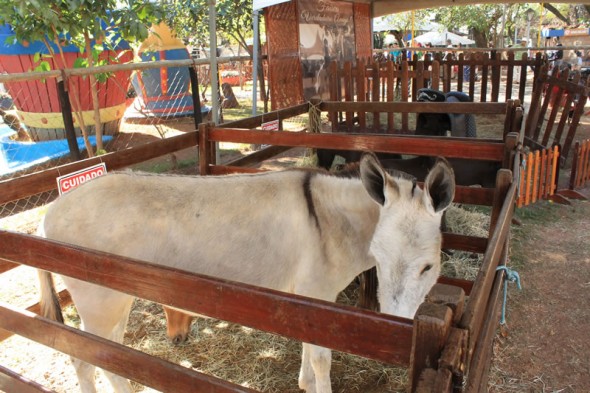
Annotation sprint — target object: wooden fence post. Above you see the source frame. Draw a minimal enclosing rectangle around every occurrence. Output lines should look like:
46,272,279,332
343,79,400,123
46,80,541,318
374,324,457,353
410,283,465,392
198,122,212,175
410,302,453,392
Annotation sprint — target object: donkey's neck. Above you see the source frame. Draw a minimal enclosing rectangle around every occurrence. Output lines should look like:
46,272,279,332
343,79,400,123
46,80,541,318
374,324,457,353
310,173,381,287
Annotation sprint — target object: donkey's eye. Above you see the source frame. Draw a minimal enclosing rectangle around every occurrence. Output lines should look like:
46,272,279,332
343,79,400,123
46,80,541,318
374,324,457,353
420,264,433,275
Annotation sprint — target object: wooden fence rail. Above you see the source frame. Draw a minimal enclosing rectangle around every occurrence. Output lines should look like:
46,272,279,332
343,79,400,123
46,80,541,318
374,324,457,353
517,146,560,208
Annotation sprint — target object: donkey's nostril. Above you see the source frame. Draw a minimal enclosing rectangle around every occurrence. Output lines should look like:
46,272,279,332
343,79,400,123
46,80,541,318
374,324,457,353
172,334,186,345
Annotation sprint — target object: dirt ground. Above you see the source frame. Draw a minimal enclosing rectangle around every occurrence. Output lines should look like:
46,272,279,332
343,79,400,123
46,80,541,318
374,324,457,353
488,116,590,392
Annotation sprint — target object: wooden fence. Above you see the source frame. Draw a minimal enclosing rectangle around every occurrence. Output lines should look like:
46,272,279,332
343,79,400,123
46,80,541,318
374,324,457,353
0,101,519,392
523,65,590,163
329,52,543,105
570,139,590,190
517,146,560,208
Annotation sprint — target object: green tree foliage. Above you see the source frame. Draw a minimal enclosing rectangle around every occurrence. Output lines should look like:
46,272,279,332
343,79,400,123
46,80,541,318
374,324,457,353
0,1,164,52
0,0,164,153
163,0,253,55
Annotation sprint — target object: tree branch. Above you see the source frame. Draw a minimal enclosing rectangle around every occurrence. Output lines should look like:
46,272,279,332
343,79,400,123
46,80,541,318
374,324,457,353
542,3,570,25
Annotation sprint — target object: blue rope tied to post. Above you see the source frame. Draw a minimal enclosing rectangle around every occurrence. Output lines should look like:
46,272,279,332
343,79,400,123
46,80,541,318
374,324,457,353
496,266,522,325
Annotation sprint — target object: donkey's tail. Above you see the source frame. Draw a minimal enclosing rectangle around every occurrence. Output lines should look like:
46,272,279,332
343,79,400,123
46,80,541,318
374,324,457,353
37,270,64,324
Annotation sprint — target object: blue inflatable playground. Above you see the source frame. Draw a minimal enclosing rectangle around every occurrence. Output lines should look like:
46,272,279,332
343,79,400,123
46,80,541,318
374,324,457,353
0,125,110,176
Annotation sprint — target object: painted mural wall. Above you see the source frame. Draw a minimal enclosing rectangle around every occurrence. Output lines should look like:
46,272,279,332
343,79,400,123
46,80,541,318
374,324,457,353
298,0,356,100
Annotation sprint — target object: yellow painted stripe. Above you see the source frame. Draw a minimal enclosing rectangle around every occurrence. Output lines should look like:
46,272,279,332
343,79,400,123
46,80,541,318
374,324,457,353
17,103,127,129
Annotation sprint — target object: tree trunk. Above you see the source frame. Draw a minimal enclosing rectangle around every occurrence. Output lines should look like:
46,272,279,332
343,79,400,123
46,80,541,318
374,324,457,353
85,33,103,153
47,35,94,156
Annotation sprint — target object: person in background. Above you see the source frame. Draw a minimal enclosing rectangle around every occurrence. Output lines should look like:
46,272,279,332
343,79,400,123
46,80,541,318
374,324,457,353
415,42,424,60
551,36,564,68
388,42,401,62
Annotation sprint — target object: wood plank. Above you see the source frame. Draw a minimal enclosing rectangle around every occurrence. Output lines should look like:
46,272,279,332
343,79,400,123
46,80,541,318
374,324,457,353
207,130,505,161
438,327,468,386
319,101,508,115
0,303,255,393
463,263,505,392
426,284,465,325
442,233,487,254
0,289,72,342
0,364,56,393
459,181,515,361
222,145,294,167
220,103,309,130
437,277,473,296
0,260,18,275
0,131,198,206
0,232,414,366
409,303,452,391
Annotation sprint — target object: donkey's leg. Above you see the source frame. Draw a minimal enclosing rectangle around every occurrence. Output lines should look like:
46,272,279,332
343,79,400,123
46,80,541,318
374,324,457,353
101,306,134,393
309,344,332,393
298,343,315,392
64,278,134,393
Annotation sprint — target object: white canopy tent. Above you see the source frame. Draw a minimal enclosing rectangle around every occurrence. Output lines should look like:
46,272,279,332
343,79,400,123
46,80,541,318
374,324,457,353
413,31,475,46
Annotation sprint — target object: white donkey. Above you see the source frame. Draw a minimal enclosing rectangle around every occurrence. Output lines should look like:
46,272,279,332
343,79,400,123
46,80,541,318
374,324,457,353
38,152,455,393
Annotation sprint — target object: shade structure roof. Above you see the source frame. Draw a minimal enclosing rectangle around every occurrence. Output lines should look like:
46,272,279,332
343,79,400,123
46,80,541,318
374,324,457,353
413,30,475,46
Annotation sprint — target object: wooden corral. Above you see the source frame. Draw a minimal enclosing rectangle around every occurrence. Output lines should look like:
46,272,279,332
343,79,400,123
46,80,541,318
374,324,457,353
0,99,521,392
523,64,590,162
325,54,540,133
517,145,560,207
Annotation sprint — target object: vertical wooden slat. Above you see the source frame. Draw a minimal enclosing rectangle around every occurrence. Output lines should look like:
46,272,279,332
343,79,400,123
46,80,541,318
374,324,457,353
414,61,425,99
518,163,525,208
468,54,476,101
570,141,581,190
371,61,380,131
401,61,410,132
545,146,554,198
525,151,533,206
550,145,560,195
356,59,367,129
491,52,501,102
518,52,527,102
457,53,464,91
480,53,489,102
540,149,548,198
344,61,353,129
198,122,211,175
386,61,395,132
505,52,514,101
581,140,590,187
431,60,440,91
531,150,540,203
329,61,339,132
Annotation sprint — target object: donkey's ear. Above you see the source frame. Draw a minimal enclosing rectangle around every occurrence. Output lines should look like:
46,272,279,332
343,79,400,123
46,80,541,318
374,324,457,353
423,157,455,213
360,152,397,206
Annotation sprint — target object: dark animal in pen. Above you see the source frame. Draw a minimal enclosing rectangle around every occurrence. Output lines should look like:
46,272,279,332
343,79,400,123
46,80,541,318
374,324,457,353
415,88,477,137
316,89,477,171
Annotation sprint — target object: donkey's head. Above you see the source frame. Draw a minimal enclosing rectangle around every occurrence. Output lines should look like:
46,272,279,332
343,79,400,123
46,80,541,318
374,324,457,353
360,153,455,319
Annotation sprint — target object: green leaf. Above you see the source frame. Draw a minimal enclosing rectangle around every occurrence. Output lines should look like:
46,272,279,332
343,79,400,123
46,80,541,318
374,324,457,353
73,57,88,68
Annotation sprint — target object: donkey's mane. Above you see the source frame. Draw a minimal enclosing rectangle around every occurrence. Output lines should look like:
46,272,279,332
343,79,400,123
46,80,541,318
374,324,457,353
331,161,417,185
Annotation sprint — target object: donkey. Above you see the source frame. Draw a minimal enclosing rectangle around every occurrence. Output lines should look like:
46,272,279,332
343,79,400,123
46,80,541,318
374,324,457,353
37,152,455,393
